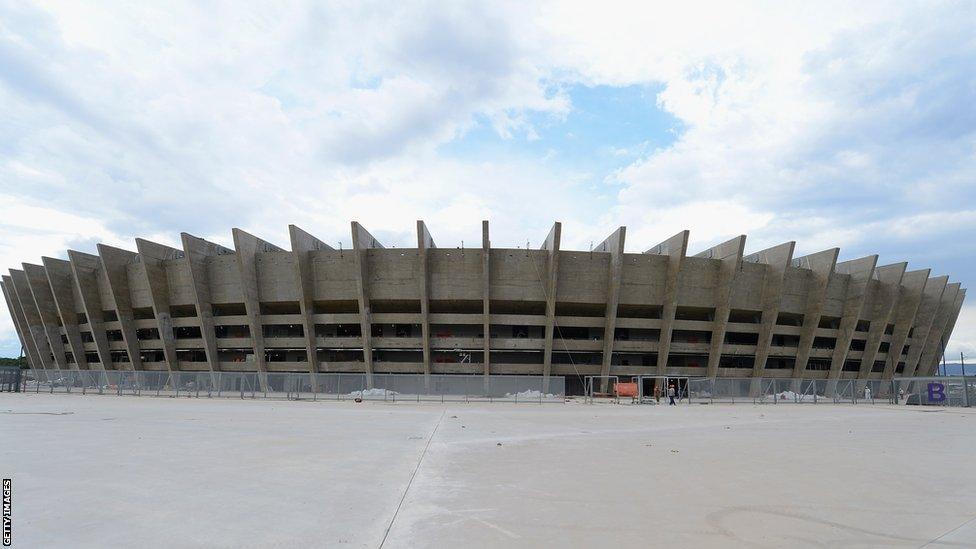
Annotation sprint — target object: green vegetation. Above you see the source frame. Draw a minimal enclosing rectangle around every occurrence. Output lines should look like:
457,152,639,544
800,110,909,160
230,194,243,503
0,356,28,368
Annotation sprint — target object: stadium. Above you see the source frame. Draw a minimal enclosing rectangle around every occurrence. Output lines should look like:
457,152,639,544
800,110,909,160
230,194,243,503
0,221,966,398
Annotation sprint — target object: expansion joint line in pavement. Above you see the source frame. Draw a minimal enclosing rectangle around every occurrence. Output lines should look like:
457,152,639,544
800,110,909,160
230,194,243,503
379,408,446,548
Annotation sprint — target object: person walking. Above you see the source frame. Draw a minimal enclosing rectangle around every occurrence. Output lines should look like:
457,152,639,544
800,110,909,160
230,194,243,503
668,384,676,406
654,384,662,404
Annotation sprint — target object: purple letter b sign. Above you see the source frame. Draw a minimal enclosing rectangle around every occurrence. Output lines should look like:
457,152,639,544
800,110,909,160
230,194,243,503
927,383,946,402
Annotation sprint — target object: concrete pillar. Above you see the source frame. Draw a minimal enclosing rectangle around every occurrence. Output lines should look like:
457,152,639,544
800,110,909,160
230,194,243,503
698,235,746,379
1,276,41,370
901,276,949,378
416,221,435,384
134,239,182,374
67,251,113,370
596,226,626,387
351,221,384,387
42,258,91,371
9,270,54,370
826,255,879,385
880,269,930,380
22,263,70,370
540,222,561,388
289,225,333,387
232,228,284,391
180,233,231,379
915,282,961,377
97,244,145,370
481,220,491,378
919,288,965,376
855,262,906,380
747,242,795,378
790,248,840,377
647,231,689,376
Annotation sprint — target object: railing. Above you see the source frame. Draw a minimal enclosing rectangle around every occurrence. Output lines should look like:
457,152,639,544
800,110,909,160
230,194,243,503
14,369,566,403
687,377,975,407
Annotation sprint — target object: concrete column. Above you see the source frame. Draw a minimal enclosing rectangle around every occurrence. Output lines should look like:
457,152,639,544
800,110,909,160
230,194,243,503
97,244,145,370
481,220,491,378
747,242,795,378
596,226,626,385
180,233,231,378
351,221,384,386
42,257,90,371
9,270,54,370
416,221,435,384
134,239,182,373
2,276,41,369
289,225,333,386
67,251,113,370
698,235,746,379
826,255,879,384
540,222,561,387
901,276,949,378
790,248,840,377
880,269,930,380
22,263,70,370
915,282,961,377
647,231,689,376
232,228,284,391
919,288,965,376
855,262,906,380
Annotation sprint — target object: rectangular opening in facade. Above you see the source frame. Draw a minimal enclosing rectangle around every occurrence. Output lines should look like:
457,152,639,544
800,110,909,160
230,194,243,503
218,348,254,362
491,324,544,339
174,326,202,339
215,325,250,338
615,304,662,319
884,323,895,335
429,300,483,314
372,323,420,337
102,310,119,322
855,320,871,332
671,330,711,344
84,351,100,363
849,339,866,351
430,324,482,338
843,359,861,372
771,333,800,347
878,342,890,354
818,316,841,329
615,328,659,341
432,349,482,364
765,357,795,370
213,303,246,316
176,349,207,362
136,328,160,340
490,300,546,316
491,350,544,364
556,326,601,340
551,351,601,365
266,349,307,362
106,329,124,342
77,312,88,325
719,355,754,369
110,350,129,363
728,309,762,323
373,350,423,363
611,352,657,366
807,358,831,371
872,360,886,372
812,336,836,349
315,323,361,337
170,304,198,318
260,301,301,315
132,307,154,320
675,306,714,322
725,332,759,345
80,331,94,343
316,349,364,363
554,302,606,317
139,350,165,362
666,354,707,368
370,300,421,314
313,300,359,314
264,324,304,338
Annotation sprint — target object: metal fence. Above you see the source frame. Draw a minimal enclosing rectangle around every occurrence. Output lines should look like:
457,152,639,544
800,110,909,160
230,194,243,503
686,377,975,407
13,369,566,403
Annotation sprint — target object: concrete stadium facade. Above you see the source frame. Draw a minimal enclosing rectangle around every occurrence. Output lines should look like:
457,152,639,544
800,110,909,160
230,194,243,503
0,221,966,394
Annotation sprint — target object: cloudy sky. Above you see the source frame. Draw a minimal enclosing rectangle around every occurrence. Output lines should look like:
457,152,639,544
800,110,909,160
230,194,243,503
0,1,973,360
